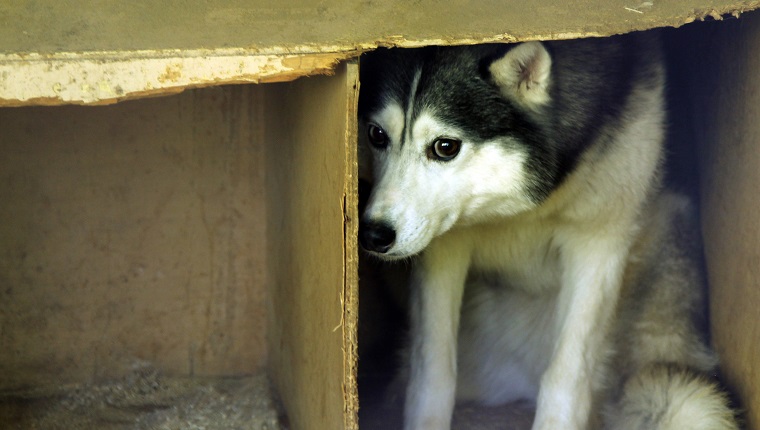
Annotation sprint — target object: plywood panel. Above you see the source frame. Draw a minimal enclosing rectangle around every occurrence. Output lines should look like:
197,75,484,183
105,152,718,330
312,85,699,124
2,1,759,106
1,1,757,54
0,86,269,390
692,12,760,429
265,63,359,430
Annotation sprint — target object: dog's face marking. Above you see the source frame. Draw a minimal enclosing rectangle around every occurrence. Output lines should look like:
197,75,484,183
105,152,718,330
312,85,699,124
359,44,558,259
362,103,535,259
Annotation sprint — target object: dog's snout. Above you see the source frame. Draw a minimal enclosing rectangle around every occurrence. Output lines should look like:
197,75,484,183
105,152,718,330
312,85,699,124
359,220,396,254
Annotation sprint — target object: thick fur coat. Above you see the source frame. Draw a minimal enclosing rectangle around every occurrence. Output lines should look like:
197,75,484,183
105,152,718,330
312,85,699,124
358,34,738,430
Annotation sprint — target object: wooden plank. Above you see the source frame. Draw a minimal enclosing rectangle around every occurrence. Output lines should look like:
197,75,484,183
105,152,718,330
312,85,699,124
264,63,359,430
342,64,361,430
0,51,354,107
2,1,759,105
692,13,760,430
2,1,757,54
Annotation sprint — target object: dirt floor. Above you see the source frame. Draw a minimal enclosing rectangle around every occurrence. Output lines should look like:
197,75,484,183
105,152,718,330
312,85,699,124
0,366,285,430
0,362,534,430
361,397,535,430
358,372,535,430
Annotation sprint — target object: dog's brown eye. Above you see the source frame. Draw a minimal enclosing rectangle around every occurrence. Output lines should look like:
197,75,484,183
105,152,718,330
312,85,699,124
367,124,388,149
430,138,462,161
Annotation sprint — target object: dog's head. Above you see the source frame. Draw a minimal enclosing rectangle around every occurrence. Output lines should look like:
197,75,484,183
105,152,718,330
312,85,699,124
358,43,558,260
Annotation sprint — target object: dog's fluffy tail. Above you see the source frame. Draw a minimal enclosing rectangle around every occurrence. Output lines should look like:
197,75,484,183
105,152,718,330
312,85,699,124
606,363,739,430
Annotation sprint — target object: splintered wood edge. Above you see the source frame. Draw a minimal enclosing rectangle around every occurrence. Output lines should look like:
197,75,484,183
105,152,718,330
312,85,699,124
0,50,358,107
341,61,361,430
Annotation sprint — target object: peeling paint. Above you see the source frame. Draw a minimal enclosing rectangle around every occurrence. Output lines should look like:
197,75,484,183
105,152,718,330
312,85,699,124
158,64,183,83
0,51,357,106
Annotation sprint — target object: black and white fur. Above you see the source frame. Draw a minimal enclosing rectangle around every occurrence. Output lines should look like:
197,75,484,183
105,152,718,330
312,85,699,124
358,34,738,430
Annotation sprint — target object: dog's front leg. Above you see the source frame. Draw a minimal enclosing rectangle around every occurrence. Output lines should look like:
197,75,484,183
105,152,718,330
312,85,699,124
404,241,470,430
531,233,629,430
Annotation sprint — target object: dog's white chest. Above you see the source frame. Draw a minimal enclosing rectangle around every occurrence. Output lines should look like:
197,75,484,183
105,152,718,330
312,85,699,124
464,220,563,294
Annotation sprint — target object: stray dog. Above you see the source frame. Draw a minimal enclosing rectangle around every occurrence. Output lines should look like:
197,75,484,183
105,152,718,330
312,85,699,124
358,34,738,430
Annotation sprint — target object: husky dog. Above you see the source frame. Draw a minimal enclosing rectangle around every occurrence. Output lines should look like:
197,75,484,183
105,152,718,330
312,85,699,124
358,34,738,430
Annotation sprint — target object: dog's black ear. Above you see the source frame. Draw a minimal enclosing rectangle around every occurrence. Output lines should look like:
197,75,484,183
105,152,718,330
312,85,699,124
488,42,552,110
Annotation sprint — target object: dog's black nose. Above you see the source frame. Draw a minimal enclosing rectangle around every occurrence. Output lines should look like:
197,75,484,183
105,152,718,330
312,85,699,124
359,221,396,254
